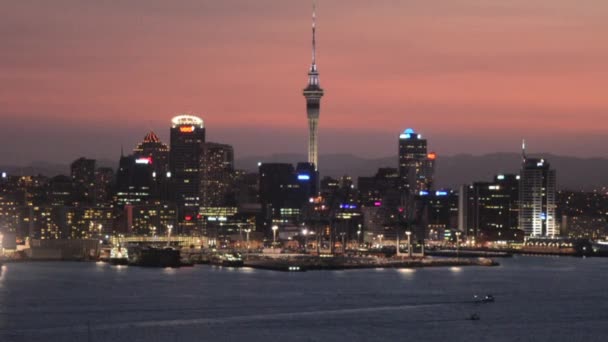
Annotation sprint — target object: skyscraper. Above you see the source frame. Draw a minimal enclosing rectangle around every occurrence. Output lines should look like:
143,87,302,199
133,130,170,174
303,3,324,171
462,174,522,242
169,114,205,229
519,144,557,237
70,157,96,204
398,128,430,193
200,142,234,208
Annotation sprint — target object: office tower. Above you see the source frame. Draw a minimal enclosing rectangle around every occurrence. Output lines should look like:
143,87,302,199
48,175,74,206
133,131,171,200
258,163,305,233
123,203,177,236
419,190,459,241
169,115,205,228
295,162,318,200
115,155,153,207
93,167,113,205
0,176,20,235
463,174,521,242
423,152,437,190
358,168,401,207
67,206,114,239
398,128,431,193
133,131,170,174
200,142,234,207
71,157,96,204
302,4,324,171
519,146,557,237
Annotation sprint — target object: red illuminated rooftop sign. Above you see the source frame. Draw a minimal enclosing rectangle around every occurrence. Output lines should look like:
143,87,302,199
179,126,195,133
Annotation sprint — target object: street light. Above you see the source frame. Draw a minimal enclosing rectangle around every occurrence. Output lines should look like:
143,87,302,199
378,234,384,246
167,224,173,248
357,230,361,245
455,231,462,258
406,231,412,258
245,229,251,251
272,225,278,245
302,228,308,253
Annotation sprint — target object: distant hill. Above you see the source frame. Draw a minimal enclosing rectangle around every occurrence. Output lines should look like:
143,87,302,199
237,153,608,191
2,154,606,190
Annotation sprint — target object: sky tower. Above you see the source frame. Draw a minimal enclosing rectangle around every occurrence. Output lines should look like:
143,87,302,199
303,2,324,171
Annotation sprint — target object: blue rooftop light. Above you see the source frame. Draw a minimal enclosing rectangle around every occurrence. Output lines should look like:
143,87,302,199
404,128,415,134
297,174,310,181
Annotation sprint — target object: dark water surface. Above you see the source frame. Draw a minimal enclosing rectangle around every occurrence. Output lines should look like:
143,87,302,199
1,256,607,341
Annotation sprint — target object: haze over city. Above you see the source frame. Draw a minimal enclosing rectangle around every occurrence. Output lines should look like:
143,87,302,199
2,0,608,165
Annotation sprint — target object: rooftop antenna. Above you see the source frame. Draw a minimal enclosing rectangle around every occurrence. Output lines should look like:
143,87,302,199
521,139,527,163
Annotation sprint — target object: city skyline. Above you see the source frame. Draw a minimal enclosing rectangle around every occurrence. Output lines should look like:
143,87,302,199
2,0,608,165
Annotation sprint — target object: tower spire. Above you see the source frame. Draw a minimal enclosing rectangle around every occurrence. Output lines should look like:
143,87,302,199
312,1,317,67
522,139,527,163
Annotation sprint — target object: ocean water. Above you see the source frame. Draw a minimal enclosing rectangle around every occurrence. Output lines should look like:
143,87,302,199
1,256,607,342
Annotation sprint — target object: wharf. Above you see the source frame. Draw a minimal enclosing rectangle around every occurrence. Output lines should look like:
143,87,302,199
244,255,498,272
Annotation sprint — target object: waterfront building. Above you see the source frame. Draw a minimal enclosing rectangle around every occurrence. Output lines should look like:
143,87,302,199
68,206,114,239
419,189,459,242
462,174,522,242
519,147,557,237
258,163,309,235
123,203,177,236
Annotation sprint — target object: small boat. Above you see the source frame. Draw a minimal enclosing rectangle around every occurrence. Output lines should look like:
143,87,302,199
210,253,244,267
482,294,495,303
474,294,495,303
468,313,480,321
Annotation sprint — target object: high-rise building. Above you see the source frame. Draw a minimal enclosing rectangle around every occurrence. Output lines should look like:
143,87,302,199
420,190,459,241
462,174,522,242
302,4,324,171
115,154,154,207
358,168,400,207
398,128,431,193
124,203,177,236
48,175,74,207
169,115,205,230
133,131,170,175
258,163,308,234
295,162,318,200
200,142,234,208
71,157,96,204
93,167,114,205
519,148,557,237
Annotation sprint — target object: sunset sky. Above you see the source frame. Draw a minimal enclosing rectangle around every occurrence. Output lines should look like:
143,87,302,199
1,0,607,165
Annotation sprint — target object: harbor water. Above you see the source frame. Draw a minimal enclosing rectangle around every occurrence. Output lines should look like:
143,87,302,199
1,256,607,341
